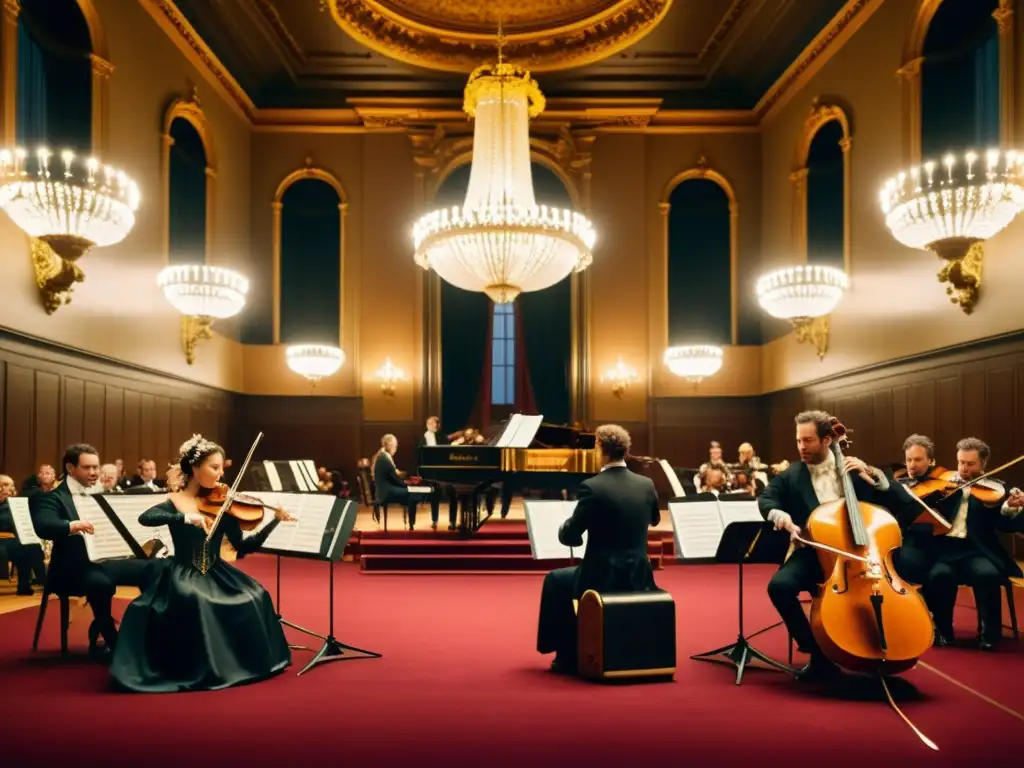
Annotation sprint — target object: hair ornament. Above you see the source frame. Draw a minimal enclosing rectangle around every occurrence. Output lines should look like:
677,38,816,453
179,433,219,465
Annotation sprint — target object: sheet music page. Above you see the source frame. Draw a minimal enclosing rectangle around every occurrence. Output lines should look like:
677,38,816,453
658,459,685,497
300,460,318,488
717,499,763,527
7,497,41,546
263,461,283,491
509,414,544,448
495,414,523,447
101,495,175,556
288,461,311,491
668,501,724,559
523,500,585,559
73,495,133,561
248,492,334,554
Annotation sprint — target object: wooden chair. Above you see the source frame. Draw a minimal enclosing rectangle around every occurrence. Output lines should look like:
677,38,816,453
976,578,1019,641
32,583,71,656
355,460,406,531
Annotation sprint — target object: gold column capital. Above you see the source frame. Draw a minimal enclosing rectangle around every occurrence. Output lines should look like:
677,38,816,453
839,137,852,153
896,57,923,80
271,201,283,212
993,6,1014,34
89,53,114,78
2,0,19,22
340,201,349,214
658,201,671,216
204,165,216,179
789,167,809,185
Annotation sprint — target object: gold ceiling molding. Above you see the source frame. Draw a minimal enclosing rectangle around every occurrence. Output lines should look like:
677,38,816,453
322,0,673,73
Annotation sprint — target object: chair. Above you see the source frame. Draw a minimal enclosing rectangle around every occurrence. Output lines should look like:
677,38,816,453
32,583,71,656
355,460,407,532
576,589,676,681
976,578,1020,641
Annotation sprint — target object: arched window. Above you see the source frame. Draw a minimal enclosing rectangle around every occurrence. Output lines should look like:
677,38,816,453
167,117,208,265
15,0,92,152
278,178,342,345
806,119,846,272
921,0,1000,157
491,302,515,406
666,177,732,347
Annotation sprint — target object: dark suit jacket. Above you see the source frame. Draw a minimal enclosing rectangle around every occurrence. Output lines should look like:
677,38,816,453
757,459,916,530
558,466,660,597
924,489,1024,578
28,482,90,591
373,452,407,504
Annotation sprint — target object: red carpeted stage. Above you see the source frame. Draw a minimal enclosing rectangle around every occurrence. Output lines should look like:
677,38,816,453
2,557,1022,766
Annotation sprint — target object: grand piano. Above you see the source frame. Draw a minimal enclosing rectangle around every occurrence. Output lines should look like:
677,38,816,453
417,415,600,533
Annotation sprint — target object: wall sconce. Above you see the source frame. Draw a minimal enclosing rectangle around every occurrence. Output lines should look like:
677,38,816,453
601,358,639,398
375,357,405,397
157,265,249,364
755,265,848,359
0,148,141,314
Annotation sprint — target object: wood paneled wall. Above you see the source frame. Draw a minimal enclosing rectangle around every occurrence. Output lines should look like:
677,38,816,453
0,331,231,484
648,398,763,469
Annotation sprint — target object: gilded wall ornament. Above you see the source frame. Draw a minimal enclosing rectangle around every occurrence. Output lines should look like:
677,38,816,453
324,0,673,73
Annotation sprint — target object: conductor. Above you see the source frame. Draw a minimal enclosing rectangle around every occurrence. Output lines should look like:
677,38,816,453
536,424,661,674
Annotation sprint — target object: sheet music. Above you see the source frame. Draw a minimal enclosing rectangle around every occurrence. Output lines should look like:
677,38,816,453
717,499,762,527
658,459,685,497
73,495,134,561
669,501,724,559
300,460,319,488
288,461,311,491
524,500,585,559
101,495,175,556
247,492,335,554
509,414,544,447
263,461,283,491
495,414,523,447
6,497,41,546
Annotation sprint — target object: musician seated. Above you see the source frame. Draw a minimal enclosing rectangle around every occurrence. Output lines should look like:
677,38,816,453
536,424,661,675
373,433,438,530
896,436,1024,651
417,417,458,530
697,463,729,495
758,411,912,682
0,474,46,595
29,444,156,661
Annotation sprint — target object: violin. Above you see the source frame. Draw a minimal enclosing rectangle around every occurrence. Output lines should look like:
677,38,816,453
196,483,276,532
897,464,1006,506
801,418,934,677
893,466,954,534
0,531,13,540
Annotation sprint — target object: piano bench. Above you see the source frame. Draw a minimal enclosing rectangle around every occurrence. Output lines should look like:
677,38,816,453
576,589,676,682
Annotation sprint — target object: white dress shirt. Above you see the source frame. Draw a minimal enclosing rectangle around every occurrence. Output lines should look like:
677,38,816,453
767,452,889,525
65,475,98,496
600,460,627,472
945,485,1022,539
423,430,437,447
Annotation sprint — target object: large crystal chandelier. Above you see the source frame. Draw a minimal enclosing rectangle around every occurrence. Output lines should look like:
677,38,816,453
0,147,140,312
756,265,848,359
412,53,595,304
880,150,1024,313
287,345,345,384
157,264,249,365
663,345,723,383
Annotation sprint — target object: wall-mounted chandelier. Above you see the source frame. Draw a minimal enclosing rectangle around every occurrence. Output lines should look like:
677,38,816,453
880,149,1024,314
0,148,140,313
756,265,848,359
412,46,595,303
157,264,249,365
663,345,723,383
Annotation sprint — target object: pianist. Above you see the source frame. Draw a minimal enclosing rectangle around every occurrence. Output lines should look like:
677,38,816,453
536,424,661,674
417,417,458,531
374,434,438,531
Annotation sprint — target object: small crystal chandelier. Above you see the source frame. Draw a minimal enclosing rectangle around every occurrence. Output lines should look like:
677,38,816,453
663,345,723,383
0,147,140,313
287,345,345,384
600,358,639,398
412,32,595,304
374,357,405,397
880,149,1024,314
157,264,249,365
756,265,848,359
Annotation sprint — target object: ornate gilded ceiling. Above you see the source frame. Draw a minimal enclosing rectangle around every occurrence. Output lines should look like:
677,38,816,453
323,0,673,73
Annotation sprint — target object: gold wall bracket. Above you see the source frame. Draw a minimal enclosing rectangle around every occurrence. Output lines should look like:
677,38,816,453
31,238,86,314
181,315,213,365
793,316,830,359
931,239,983,315
611,381,627,399
380,382,396,397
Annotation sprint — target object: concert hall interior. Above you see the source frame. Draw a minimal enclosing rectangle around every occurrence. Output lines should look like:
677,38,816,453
2,0,1024,763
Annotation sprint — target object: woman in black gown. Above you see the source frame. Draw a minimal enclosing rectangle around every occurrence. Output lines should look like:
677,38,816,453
109,435,293,692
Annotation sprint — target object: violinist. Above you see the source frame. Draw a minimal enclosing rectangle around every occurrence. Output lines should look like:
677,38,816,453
109,434,294,692
758,411,913,681
896,437,1024,651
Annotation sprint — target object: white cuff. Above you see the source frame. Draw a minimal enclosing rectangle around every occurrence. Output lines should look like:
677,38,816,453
872,468,890,491
1001,501,1022,518
767,509,785,524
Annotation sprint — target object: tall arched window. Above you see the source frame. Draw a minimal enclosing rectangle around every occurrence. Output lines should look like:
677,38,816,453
15,0,93,151
921,0,1000,157
666,177,732,346
278,178,342,345
167,117,208,265
806,119,846,272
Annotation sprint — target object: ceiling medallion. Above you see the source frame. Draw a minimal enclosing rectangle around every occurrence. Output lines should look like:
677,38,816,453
324,0,674,73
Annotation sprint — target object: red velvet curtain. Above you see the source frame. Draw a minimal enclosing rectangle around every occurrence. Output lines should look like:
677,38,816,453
471,303,494,428
513,302,537,414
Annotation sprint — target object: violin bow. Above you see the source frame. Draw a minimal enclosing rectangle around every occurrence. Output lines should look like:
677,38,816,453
790,535,875,565
900,485,953,530
205,431,264,543
940,453,1024,499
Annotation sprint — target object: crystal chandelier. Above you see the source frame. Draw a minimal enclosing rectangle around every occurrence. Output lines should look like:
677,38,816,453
663,345,723,383
375,357,405,397
0,147,141,312
879,149,1024,313
157,264,249,365
600,358,639,398
412,56,595,304
287,345,345,383
756,265,847,359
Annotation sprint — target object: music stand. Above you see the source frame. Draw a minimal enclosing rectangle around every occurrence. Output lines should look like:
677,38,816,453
274,556,313,652
690,520,793,685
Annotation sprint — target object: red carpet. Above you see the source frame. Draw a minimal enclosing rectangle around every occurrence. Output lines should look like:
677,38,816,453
2,558,1022,766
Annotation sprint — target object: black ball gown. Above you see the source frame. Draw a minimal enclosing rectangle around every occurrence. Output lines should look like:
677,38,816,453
109,499,291,692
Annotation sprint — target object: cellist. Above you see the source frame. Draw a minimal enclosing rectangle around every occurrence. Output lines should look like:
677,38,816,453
896,437,1024,651
757,411,917,682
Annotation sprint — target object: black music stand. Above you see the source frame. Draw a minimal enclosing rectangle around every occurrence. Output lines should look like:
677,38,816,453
690,520,793,685
274,556,314,652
